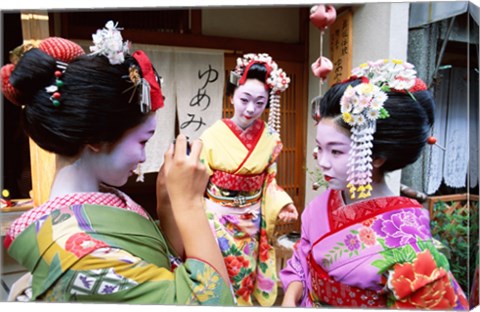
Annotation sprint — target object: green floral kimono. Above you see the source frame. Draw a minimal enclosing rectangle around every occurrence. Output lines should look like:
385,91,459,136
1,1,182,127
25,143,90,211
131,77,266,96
8,203,234,305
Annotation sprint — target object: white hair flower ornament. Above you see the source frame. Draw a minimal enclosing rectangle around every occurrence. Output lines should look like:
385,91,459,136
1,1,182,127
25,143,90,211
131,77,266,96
89,21,130,65
340,59,422,199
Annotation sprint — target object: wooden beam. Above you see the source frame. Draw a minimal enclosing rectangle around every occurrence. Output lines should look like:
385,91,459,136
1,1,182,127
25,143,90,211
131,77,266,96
64,26,306,63
190,9,202,35
20,11,55,207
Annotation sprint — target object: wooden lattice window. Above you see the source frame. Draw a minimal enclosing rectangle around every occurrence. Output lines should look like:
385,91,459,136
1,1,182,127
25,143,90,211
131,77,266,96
428,193,479,293
58,10,191,35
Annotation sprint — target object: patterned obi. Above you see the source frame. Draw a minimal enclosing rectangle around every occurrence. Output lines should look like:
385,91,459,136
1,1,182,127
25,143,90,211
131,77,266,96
307,252,387,308
206,187,262,208
207,171,265,208
210,170,266,192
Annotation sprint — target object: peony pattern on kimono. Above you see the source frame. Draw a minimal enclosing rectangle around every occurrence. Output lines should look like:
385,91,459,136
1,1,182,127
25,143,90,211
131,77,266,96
386,249,469,309
371,208,431,248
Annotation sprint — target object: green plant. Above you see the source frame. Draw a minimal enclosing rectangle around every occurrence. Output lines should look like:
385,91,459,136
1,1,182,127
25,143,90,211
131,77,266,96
430,198,479,294
305,166,328,191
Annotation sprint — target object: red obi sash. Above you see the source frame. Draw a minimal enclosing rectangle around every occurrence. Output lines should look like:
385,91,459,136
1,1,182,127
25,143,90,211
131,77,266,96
307,251,387,308
210,170,266,192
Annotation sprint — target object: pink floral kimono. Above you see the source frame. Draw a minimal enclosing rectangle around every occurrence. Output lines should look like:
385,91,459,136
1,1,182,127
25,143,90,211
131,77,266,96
280,189,469,309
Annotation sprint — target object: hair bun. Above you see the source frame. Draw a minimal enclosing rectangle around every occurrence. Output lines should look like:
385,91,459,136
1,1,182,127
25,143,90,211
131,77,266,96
38,37,85,63
1,63,21,105
1,37,85,106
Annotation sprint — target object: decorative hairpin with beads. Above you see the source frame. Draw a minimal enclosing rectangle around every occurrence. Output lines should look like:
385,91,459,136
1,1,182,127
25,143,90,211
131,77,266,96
427,136,446,151
45,60,68,107
122,64,153,114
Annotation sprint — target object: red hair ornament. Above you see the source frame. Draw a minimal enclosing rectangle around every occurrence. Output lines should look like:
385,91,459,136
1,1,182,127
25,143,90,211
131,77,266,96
132,50,164,112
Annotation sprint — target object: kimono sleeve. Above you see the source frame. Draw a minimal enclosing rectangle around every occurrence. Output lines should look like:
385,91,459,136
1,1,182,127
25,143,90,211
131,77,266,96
279,202,314,307
263,162,293,226
45,247,235,305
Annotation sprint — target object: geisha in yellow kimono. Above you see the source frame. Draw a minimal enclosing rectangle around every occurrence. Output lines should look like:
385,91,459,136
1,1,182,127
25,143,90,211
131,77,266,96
199,53,299,306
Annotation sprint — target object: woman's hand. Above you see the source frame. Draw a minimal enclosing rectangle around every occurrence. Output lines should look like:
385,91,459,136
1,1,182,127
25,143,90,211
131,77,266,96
162,134,209,213
156,164,171,216
161,134,230,283
278,203,298,222
156,163,184,258
282,281,303,307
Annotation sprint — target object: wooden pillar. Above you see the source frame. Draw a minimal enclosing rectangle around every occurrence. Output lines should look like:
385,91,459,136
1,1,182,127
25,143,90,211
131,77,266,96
20,11,56,207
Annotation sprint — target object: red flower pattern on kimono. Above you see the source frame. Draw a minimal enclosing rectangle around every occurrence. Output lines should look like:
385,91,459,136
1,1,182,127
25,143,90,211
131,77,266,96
237,272,255,302
389,249,457,309
259,229,270,262
225,255,249,277
65,232,109,258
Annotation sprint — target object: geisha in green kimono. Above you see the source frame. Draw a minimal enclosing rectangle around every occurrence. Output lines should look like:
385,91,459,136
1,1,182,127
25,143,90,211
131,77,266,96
2,21,234,305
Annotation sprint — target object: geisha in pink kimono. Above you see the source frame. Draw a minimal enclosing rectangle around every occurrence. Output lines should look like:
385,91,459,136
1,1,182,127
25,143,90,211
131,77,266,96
198,53,299,306
280,59,469,309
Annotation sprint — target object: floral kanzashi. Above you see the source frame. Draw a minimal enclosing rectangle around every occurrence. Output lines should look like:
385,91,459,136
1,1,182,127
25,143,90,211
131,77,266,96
89,20,130,65
351,59,417,92
233,53,290,93
341,81,388,200
387,249,457,309
340,59,420,200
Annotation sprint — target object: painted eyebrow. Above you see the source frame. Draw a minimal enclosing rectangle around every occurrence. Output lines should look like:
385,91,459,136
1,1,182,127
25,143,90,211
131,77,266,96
144,129,155,137
240,92,267,99
315,139,349,146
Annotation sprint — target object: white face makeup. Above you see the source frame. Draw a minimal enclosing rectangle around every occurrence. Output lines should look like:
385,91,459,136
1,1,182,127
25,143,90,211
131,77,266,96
93,113,157,187
231,79,269,129
315,118,352,191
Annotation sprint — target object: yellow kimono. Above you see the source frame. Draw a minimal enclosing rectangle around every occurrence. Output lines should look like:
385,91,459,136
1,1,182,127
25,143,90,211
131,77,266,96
200,118,293,306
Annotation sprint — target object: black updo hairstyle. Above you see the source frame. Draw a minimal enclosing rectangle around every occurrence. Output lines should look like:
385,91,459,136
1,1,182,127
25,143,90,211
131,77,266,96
226,62,271,107
315,79,435,172
9,48,148,157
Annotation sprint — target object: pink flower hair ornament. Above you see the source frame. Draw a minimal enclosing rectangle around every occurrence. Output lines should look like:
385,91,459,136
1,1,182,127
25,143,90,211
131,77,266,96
339,59,426,199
